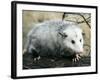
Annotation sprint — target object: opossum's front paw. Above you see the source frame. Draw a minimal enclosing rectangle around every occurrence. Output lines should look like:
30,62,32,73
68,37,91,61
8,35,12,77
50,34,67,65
72,54,81,62
34,56,41,61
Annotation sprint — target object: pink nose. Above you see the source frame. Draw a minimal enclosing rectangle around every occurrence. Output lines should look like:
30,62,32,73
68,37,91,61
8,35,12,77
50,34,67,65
79,49,83,53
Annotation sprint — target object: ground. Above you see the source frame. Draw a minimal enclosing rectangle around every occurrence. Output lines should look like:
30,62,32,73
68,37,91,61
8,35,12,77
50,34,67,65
23,52,90,69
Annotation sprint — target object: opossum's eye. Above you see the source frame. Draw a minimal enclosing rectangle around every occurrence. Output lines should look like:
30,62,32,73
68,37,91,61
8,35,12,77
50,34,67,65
71,40,75,44
80,39,82,42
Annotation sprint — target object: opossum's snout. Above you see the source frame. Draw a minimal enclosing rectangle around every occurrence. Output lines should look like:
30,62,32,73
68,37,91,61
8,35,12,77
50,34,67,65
79,49,83,53
77,48,83,53
75,48,83,55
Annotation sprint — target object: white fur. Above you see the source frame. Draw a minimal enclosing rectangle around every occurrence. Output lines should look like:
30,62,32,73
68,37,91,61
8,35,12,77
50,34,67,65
26,20,84,56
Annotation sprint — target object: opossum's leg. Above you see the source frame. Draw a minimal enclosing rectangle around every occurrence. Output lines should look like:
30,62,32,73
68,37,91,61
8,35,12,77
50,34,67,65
72,54,81,62
27,36,41,61
26,37,37,54
26,41,39,59
28,48,41,61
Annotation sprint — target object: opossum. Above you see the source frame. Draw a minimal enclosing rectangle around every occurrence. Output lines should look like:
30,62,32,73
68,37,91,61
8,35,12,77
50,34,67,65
25,20,84,62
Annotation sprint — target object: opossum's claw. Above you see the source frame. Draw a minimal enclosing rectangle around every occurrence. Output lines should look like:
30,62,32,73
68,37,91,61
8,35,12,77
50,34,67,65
51,59,55,62
72,54,81,62
34,56,41,61
37,56,41,60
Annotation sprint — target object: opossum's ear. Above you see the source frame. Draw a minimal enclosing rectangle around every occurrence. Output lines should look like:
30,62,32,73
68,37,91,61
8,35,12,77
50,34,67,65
58,32,68,38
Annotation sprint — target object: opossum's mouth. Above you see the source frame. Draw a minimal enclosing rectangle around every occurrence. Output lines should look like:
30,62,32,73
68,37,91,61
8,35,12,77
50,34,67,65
73,52,82,55
73,50,83,55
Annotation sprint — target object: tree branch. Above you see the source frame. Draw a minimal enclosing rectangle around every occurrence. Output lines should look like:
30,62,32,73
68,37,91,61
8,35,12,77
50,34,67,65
78,14,91,28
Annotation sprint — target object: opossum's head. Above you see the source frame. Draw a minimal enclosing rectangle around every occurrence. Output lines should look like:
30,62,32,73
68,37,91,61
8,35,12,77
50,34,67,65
59,25,84,54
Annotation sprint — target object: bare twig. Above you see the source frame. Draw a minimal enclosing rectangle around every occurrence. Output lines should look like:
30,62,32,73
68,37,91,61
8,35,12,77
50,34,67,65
79,14,91,28
62,12,66,20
